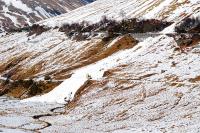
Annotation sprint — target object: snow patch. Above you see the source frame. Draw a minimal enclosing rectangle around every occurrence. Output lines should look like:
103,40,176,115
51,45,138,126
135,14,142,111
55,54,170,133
2,0,32,13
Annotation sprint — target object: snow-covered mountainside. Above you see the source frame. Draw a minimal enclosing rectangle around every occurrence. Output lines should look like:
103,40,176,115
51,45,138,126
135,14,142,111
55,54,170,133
0,0,87,32
1,0,200,132
39,0,200,27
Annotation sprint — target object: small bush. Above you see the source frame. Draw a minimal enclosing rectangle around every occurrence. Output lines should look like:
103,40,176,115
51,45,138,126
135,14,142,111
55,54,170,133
102,32,118,42
172,33,200,49
44,75,51,80
2,73,12,80
28,24,50,36
175,17,200,33
8,24,50,36
28,82,42,96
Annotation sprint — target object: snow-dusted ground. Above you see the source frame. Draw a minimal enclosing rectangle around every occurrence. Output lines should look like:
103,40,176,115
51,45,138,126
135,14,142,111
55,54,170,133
22,35,133,103
22,34,200,103
18,35,200,132
2,35,200,132
1,0,200,132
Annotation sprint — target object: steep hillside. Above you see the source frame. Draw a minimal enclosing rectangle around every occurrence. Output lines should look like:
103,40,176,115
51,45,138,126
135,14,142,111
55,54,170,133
0,0,200,132
0,0,87,32
39,0,200,27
